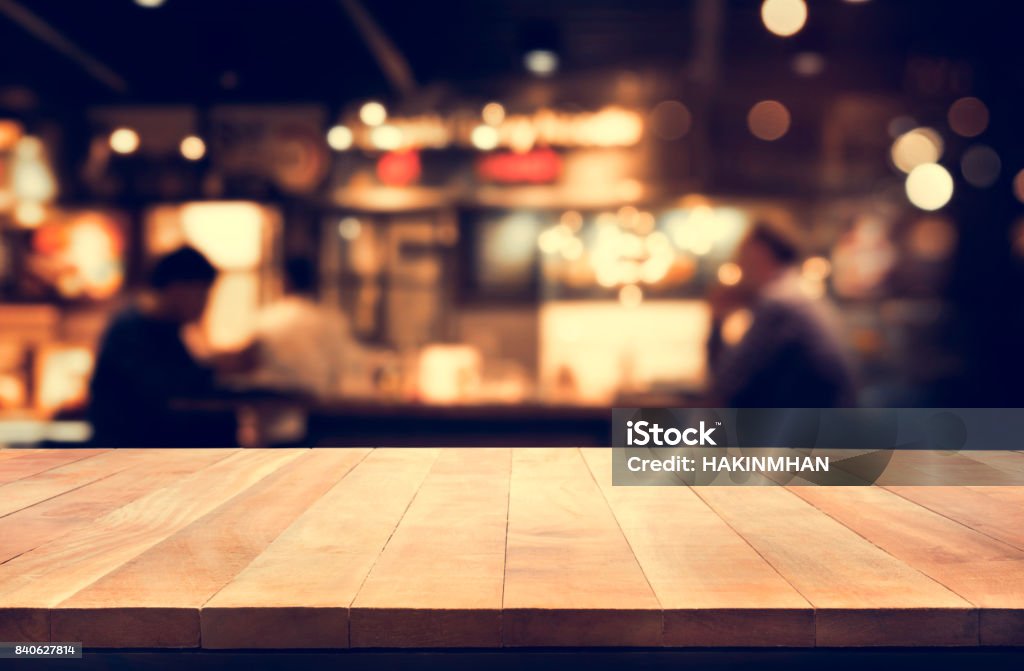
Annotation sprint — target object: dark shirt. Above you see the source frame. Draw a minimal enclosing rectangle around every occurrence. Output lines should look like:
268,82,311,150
88,306,235,446
707,274,856,408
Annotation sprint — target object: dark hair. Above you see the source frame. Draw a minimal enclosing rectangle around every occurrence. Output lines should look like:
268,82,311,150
148,246,217,289
747,220,803,265
284,257,317,294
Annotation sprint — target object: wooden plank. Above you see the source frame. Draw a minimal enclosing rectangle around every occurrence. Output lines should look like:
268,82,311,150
503,448,662,647
0,449,41,462
957,451,1024,478
790,485,1024,646
693,487,977,646
0,448,303,642
202,448,439,649
50,449,370,648
886,486,1024,552
0,449,233,563
889,452,1023,486
350,448,510,648
580,448,814,647
0,449,107,486
0,449,164,519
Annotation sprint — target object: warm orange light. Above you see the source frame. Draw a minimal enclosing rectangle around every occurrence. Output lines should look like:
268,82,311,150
722,309,753,346
891,127,943,173
179,135,206,161
747,100,791,141
0,119,21,151
370,124,403,150
761,0,807,37
801,256,832,281
359,101,388,126
36,346,94,416
180,201,266,270
908,217,957,261
717,262,743,286
905,163,954,211
482,102,506,126
618,284,643,308
327,125,354,151
947,97,988,138
109,127,139,154
417,344,481,404
649,101,692,140
471,124,500,151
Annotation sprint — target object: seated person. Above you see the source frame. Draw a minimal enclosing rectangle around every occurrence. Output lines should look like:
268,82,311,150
249,257,352,399
706,221,856,408
88,246,255,447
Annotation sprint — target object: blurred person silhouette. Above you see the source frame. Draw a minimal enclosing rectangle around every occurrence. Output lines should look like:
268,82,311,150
89,246,257,446
244,257,357,444
706,221,856,408
250,257,352,399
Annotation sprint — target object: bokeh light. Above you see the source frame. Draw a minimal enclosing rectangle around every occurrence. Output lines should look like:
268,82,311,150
482,102,506,126
471,124,500,151
890,127,943,173
791,52,825,77
908,217,957,261
747,100,791,141
947,97,989,138
1014,169,1024,203
370,124,403,151
359,101,388,126
337,217,361,240
717,262,743,286
960,144,1000,188
649,100,692,140
905,163,954,211
618,284,643,308
801,256,832,281
524,49,559,76
761,0,808,37
179,135,206,161
109,127,139,154
327,125,353,151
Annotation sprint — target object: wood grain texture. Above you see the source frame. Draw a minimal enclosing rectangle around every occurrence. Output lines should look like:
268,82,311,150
0,449,107,486
503,448,661,647
0,449,41,461
789,485,1024,646
0,449,232,563
51,449,370,648
886,486,1024,552
693,487,977,646
581,448,814,647
0,449,303,642
0,448,1020,650
202,448,439,649
0,449,157,518
350,448,510,648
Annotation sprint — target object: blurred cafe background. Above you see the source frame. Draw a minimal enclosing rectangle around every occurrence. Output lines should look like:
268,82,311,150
0,0,1022,447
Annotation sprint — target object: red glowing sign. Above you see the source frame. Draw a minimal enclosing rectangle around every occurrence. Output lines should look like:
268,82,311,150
377,150,422,187
477,148,562,184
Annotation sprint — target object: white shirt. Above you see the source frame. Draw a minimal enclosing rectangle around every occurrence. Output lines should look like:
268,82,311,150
251,296,351,399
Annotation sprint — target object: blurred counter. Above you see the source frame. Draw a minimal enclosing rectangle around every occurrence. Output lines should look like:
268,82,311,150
310,399,610,446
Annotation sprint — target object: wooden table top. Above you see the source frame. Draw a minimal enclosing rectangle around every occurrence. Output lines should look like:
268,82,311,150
0,447,1022,650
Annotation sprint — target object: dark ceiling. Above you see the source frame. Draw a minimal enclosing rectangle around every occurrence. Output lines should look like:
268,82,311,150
0,0,1021,111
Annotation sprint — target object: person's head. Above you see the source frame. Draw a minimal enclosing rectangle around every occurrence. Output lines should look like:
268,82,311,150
736,220,803,288
283,257,317,296
147,246,217,323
